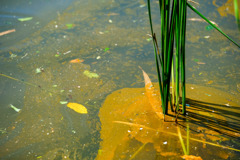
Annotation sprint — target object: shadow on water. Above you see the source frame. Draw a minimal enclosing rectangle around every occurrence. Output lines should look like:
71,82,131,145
180,98,240,138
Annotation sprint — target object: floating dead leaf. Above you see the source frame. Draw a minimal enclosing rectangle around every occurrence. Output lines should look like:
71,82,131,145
207,80,213,85
69,58,84,63
67,102,88,114
139,66,163,120
181,155,203,160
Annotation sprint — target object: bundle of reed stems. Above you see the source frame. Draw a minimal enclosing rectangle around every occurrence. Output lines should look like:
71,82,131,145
146,0,240,116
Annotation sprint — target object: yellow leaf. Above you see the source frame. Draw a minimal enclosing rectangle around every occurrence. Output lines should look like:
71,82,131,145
139,66,163,119
67,102,88,114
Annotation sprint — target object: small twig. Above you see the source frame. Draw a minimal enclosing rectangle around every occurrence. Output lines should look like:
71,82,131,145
0,29,16,36
188,0,199,6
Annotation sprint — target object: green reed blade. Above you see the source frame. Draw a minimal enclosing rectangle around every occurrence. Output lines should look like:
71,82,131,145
187,123,190,155
180,0,187,115
147,0,164,108
171,58,175,111
164,0,177,114
234,0,240,30
153,34,164,102
147,0,188,115
175,0,180,112
177,126,187,155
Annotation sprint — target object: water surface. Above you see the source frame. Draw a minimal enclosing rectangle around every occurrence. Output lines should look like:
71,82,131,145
0,0,239,159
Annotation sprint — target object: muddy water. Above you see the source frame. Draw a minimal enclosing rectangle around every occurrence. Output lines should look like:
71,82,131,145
0,0,239,159
0,0,76,50
0,58,117,159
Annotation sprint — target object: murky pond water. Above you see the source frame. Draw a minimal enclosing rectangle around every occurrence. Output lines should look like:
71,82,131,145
0,0,239,159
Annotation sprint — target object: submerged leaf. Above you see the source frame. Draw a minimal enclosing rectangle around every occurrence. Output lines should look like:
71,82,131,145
66,24,74,29
104,47,109,52
9,104,21,113
60,101,68,104
70,58,84,63
83,70,99,78
139,66,163,119
18,17,33,22
98,79,240,159
181,155,203,160
67,102,88,114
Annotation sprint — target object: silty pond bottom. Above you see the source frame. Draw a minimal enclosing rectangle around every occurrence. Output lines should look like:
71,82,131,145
0,0,240,159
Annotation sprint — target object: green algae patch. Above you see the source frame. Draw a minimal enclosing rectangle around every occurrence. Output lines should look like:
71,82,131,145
83,70,99,78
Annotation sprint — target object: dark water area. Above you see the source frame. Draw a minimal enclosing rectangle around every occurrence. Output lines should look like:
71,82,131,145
0,0,76,50
0,0,240,159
